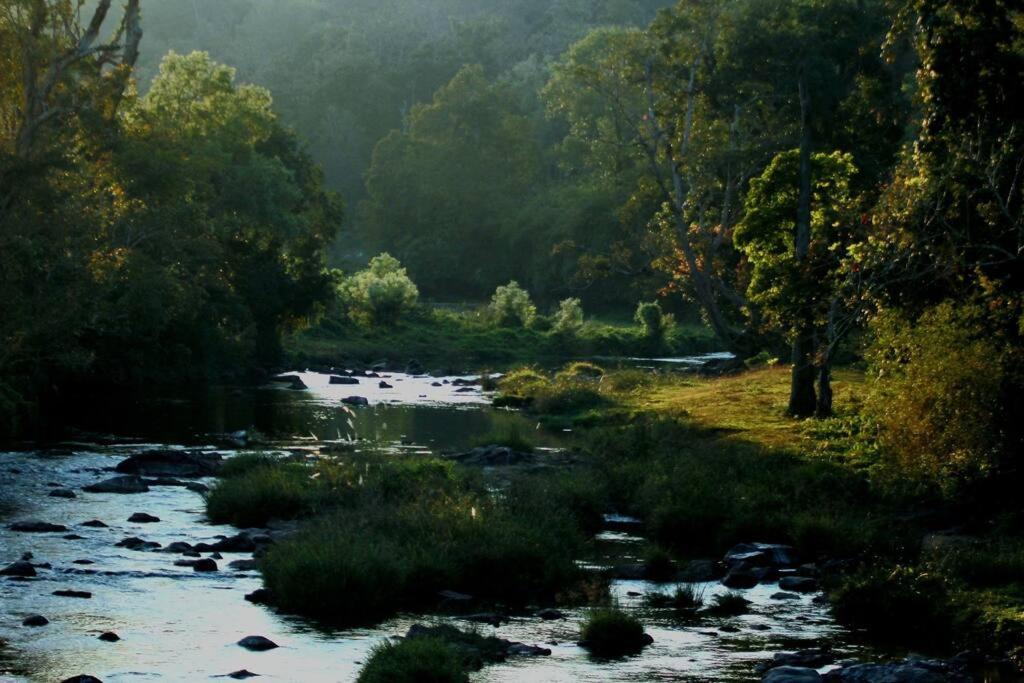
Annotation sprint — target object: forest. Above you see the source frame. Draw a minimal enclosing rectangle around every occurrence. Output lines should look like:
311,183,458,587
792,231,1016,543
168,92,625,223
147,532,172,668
1,1,1023,682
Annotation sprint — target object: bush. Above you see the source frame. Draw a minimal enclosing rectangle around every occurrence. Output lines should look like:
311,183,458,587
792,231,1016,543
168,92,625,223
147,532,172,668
487,281,537,328
551,297,585,335
340,253,419,326
634,300,675,342
864,302,1004,495
357,637,468,683
579,608,650,657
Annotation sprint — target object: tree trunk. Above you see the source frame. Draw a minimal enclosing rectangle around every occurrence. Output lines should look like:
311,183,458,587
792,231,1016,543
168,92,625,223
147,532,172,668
815,361,833,417
788,70,817,417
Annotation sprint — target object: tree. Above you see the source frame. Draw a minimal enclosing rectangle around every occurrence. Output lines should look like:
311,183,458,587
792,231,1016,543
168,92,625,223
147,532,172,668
735,150,861,416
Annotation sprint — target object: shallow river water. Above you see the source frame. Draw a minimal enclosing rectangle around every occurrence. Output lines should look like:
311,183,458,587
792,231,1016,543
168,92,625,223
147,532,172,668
0,360,876,682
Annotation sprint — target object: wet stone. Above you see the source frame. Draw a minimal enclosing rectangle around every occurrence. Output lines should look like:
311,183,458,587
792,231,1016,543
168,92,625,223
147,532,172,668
238,635,278,651
81,520,108,528
1,561,37,577
98,632,120,642
9,520,68,533
127,512,160,523
22,614,49,627
53,589,92,599
48,489,77,498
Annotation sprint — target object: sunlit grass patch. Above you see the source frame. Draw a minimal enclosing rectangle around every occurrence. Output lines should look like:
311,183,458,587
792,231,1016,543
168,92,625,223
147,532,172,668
356,636,468,683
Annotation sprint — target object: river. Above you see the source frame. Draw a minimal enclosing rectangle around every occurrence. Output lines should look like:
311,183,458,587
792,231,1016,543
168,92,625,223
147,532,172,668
0,359,875,682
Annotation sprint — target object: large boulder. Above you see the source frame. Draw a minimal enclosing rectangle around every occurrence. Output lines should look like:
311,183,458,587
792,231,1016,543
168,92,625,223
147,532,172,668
341,396,369,407
823,657,971,683
115,450,222,478
724,542,797,569
329,375,360,385
722,562,773,588
763,667,822,683
83,476,149,494
778,576,819,593
1,561,37,577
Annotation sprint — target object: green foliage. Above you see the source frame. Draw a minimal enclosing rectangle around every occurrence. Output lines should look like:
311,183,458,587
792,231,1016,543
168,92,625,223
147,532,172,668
552,297,585,335
864,303,1005,495
339,253,419,326
634,301,674,343
829,566,953,649
487,281,537,328
471,426,535,452
579,608,649,657
207,462,321,527
357,637,468,683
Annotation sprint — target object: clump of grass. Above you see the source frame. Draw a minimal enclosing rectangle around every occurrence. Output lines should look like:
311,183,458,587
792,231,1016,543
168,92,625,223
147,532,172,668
578,607,651,657
217,452,283,478
356,637,468,683
206,462,318,527
706,592,751,616
600,369,655,393
645,585,705,611
557,361,605,380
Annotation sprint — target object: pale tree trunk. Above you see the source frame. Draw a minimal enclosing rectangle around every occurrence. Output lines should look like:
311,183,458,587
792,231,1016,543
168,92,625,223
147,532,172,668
788,70,817,417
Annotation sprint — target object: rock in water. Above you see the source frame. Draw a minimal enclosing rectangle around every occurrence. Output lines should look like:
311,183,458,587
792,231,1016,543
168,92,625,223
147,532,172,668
762,667,822,682
115,450,222,478
226,671,260,680
22,615,49,627
1,561,37,577
9,520,68,533
329,375,359,385
48,489,77,498
127,512,160,523
83,476,149,494
341,396,369,407
81,520,108,528
245,589,272,604
193,558,218,572
98,632,120,642
62,677,103,683
778,576,818,593
52,589,92,599
237,635,278,651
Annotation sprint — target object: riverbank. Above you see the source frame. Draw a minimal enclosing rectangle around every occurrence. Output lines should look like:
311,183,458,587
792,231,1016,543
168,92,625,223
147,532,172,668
286,306,717,372
496,363,1024,665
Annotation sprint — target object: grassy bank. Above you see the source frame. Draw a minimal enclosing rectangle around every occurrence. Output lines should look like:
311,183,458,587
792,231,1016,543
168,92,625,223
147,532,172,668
497,363,1024,659
286,306,717,371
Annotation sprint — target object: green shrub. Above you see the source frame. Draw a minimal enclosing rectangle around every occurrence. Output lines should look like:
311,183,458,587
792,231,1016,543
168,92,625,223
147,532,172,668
357,637,468,683
556,361,605,380
634,301,675,342
599,369,654,393
487,281,537,328
340,253,419,326
552,298,585,335
864,302,1005,496
579,608,650,657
